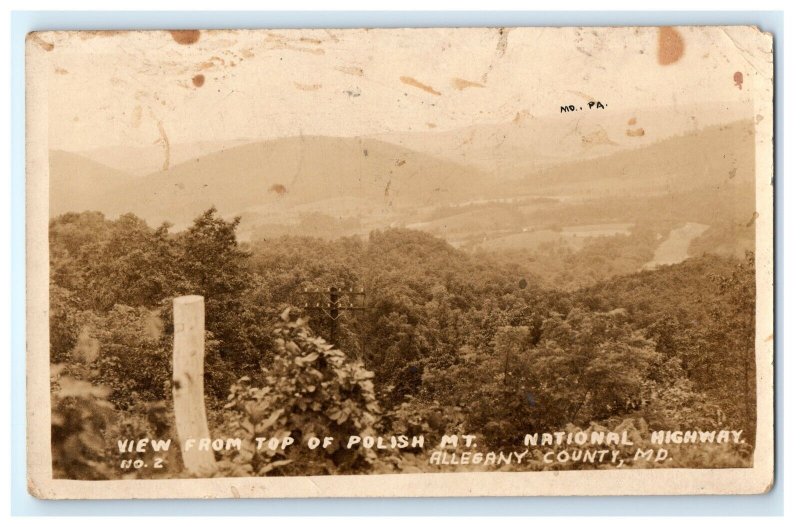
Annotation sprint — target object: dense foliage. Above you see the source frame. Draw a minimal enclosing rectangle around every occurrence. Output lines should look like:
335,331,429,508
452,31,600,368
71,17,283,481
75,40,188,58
49,208,757,478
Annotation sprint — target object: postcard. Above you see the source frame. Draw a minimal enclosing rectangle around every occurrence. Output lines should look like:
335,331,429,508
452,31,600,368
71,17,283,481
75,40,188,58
26,26,774,498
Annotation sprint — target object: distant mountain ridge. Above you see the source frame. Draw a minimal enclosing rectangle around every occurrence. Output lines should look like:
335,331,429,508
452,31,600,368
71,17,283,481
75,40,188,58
371,102,753,179
510,118,755,196
51,136,489,227
50,117,756,240
80,139,255,177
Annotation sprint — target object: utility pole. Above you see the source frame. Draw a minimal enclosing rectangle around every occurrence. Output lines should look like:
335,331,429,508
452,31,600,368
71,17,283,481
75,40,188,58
299,286,366,348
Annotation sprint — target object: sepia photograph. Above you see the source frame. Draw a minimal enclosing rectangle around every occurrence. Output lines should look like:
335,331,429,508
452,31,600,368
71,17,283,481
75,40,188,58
24,25,775,498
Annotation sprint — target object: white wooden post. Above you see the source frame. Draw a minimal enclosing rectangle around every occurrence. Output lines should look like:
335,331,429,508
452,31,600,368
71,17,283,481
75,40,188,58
172,295,216,475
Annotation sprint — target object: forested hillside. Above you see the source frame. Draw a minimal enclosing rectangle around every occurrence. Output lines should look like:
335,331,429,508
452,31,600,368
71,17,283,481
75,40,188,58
49,209,756,478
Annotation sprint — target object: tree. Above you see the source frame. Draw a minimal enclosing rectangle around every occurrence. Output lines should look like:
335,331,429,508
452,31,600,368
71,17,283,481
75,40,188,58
174,208,263,374
529,307,658,428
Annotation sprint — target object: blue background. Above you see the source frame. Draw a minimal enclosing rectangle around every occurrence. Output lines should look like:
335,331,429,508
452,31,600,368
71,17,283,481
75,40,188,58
9,10,784,516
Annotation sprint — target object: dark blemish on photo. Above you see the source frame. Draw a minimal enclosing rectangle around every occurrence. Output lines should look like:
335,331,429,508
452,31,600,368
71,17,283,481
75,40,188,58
169,30,201,45
496,27,509,57
451,78,485,90
156,120,170,171
734,71,744,90
337,66,364,77
30,34,54,52
192,74,205,88
399,76,442,96
657,27,684,65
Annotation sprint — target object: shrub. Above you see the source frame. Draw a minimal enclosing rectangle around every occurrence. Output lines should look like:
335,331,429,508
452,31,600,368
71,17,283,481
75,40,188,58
216,309,382,476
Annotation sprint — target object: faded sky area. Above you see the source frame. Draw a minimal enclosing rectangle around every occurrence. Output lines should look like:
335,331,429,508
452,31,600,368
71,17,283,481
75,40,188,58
33,26,771,152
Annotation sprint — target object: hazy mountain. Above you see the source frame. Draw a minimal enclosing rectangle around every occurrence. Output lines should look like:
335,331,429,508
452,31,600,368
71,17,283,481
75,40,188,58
510,118,755,197
49,150,134,217
79,139,256,177
52,136,488,227
372,103,753,179
398,119,756,252
50,117,756,250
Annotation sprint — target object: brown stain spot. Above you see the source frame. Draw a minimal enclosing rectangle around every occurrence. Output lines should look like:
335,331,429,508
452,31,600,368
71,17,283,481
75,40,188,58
395,159,406,167
765,333,773,342
729,168,738,179
734,71,744,90
270,184,287,196
756,114,764,123
169,30,201,45
294,82,321,91
54,67,69,75
337,66,364,77
202,56,226,69
657,27,684,65
581,128,617,147
156,120,171,171
192,74,205,88
627,117,637,126
626,128,645,137
30,34,54,52
746,211,759,227
399,76,441,96
459,129,477,147
513,110,533,125
451,78,485,90
426,122,437,129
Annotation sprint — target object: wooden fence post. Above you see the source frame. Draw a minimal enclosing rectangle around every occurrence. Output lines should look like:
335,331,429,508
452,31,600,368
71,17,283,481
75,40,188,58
172,295,216,475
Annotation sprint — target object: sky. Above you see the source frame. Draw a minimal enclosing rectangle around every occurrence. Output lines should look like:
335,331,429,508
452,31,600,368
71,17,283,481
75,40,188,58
31,26,772,152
